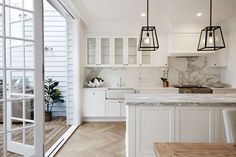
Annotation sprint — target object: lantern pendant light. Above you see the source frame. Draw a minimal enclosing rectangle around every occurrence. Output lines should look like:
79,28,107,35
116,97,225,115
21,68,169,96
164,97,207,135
138,0,159,51
197,0,225,51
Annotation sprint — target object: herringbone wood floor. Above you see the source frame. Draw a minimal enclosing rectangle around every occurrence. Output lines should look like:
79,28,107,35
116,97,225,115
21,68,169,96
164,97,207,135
56,122,126,157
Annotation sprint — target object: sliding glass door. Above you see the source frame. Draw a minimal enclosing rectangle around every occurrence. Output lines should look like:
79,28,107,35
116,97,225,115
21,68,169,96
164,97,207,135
0,0,44,156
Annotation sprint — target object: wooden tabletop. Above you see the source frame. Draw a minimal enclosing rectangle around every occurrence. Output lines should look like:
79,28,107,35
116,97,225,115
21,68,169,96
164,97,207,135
154,143,236,157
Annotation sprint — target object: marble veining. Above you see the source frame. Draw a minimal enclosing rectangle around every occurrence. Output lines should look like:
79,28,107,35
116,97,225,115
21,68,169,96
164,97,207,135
85,57,220,88
125,93,236,106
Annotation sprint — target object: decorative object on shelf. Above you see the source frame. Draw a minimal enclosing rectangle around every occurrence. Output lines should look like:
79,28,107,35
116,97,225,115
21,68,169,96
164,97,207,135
138,0,159,51
85,77,105,88
161,68,169,87
197,0,225,51
44,78,64,122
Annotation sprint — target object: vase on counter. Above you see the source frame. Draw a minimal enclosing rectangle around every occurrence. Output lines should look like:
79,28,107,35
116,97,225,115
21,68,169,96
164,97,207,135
163,81,169,88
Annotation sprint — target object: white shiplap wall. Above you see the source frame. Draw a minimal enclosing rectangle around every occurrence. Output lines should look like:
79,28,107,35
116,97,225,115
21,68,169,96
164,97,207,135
44,1,68,117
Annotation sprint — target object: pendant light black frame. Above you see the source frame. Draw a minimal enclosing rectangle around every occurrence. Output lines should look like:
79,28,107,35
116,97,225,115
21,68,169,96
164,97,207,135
197,0,226,51
138,0,159,51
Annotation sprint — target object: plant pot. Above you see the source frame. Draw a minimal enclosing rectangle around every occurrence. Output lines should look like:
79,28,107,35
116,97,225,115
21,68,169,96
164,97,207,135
45,111,52,122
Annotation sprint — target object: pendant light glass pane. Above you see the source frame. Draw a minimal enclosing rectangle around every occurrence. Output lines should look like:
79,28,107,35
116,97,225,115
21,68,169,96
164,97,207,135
214,28,225,48
139,26,159,51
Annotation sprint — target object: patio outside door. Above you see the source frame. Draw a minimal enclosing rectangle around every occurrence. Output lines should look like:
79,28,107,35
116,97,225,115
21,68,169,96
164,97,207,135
0,0,44,156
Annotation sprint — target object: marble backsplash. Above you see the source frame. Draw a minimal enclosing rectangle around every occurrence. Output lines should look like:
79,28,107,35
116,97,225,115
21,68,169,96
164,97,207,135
84,57,221,88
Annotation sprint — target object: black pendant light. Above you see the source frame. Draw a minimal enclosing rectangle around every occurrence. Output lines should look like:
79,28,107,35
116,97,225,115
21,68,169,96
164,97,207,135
138,0,159,51
197,0,225,51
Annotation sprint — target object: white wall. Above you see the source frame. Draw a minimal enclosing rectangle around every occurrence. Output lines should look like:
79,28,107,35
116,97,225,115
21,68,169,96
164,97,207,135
221,19,236,87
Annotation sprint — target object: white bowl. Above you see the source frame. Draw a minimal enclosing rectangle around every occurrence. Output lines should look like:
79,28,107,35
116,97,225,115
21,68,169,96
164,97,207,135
85,79,104,88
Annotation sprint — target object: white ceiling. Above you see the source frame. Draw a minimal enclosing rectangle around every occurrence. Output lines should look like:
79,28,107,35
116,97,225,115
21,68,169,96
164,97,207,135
70,0,236,34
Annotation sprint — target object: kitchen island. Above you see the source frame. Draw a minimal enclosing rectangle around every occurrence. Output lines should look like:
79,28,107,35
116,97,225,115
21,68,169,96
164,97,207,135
125,93,236,157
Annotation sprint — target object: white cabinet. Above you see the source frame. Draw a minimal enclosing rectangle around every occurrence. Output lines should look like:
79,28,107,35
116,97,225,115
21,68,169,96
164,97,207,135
120,101,126,117
86,37,98,66
135,106,175,157
86,36,168,67
176,106,215,143
100,37,112,66
106,100,126,117
86,37,112,67
168,34,213,56
113,37,139,67
151,36,168,67
114,37,126,66
139,36,168,67
83,90,106,117
207,37,228,67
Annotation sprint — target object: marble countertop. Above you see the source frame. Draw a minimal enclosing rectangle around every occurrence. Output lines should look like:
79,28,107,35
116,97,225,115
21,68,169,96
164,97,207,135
125,93,236,105
82,87,178,91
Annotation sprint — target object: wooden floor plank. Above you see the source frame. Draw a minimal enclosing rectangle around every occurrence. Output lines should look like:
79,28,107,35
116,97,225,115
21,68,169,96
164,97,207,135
56,122,126,157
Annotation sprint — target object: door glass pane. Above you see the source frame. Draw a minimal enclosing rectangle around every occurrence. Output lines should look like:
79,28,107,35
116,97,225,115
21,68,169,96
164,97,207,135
25,42,34,68
6,0,23,8
0,102,3,132
25,99,34,120
24,12,34,40
7,70,24,96
101,38,110,64
128,38,137,65
142,51,151,65
25,71,34,94
12,100,23,118
114,38,124,64
24,0,33,11
0,5,2,36
6,39,24,68
87,38,96,65
0,132,4,156
25,127,34,146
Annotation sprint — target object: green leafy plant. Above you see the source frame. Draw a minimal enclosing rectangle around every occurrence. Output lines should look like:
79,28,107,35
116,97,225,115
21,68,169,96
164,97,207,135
44,78,64,112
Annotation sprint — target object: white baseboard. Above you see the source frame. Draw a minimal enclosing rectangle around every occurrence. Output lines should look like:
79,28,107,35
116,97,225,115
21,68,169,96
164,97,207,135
83,117,126,122
45,125,78,157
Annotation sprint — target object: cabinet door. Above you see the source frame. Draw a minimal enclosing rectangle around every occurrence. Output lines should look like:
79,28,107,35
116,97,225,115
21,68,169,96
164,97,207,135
120,101,126,117
100,37,111,65
140,51,152,66
86,37,98,66
127,37,138,66
114,38,125,66
83,91,106,117
152,36,168,67
215,107,235,143
176,106,215,143
136,106,175,157
106,100,121,117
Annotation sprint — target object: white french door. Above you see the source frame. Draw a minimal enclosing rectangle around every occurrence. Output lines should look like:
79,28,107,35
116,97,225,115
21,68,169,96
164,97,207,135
0,0,44,156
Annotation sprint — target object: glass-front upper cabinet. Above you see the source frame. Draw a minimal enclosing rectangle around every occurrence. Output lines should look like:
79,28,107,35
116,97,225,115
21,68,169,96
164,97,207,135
100,37,111,65
114,38,124,65
87,37,98,65
127,37,138,65
141,51,152,65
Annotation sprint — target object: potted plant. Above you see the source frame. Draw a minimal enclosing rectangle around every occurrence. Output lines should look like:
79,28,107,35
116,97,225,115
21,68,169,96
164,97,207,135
44,78,64,122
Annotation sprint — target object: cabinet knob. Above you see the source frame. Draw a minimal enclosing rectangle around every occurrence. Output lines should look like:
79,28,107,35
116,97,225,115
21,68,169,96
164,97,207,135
214,64,217,66
93,93,95,95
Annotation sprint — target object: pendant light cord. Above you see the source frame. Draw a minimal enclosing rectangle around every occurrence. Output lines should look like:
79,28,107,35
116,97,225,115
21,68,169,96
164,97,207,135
147,0,149,28
210,0,212,27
